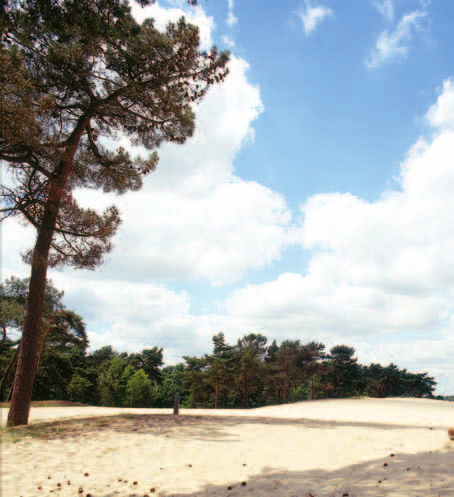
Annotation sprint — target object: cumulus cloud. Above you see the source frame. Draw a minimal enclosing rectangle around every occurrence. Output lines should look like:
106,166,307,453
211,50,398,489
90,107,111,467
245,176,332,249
0,3,295,364
426,78,454,131
130,0,215,51
63,56,290,287
297,2,333,36
372,0,394,22
366,10,427,68
3,2,454,395
220,77,454,394
1,10,291,288
1,222,36,277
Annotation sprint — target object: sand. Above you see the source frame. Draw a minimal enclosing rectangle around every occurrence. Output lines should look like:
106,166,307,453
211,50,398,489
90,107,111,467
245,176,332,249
1,397,454,497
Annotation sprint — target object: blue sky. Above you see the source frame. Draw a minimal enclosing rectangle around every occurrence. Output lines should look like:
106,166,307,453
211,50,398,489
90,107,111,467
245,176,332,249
3,0,454,395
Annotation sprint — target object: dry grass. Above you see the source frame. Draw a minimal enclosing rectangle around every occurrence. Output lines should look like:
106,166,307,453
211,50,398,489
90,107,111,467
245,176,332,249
0,400,89,408
0,413,137,444
1,401,92,444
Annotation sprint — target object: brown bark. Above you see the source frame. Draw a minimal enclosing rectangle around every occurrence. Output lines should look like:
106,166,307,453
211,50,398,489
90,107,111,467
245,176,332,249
1,323,53,404
6,381,14,402
214,363,219,409
242,372,248,409
6,233,51,426
35,325,52,373
0,343,20,401
7,116,90,427
283,354,289,403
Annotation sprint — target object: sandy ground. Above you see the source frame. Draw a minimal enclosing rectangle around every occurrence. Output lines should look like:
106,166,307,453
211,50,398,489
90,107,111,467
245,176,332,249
1,398,454,497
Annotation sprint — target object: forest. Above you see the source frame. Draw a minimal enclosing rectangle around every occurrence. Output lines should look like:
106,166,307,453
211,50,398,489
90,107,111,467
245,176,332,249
1,275,444,409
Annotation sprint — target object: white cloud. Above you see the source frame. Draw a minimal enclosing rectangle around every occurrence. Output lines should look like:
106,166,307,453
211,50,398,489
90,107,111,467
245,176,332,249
297,2,333,36
220,77,454,394
1,217,36,280
426,78,454,131
222,35,235,48
366,10,427,68
2,9,290,290
84,176,292,287
372,0,394,22
130,0,215,51
3,3,454,396
64,56,289,287
226,0,238,28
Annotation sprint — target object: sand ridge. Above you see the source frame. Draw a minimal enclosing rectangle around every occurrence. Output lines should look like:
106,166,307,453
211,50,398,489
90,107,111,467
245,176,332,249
2,398,454,497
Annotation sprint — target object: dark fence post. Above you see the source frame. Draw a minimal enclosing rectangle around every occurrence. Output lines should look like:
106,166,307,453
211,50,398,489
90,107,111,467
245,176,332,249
174,394,180,415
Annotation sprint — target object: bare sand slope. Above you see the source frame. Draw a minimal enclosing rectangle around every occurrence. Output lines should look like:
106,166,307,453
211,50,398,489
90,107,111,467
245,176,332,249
2,397,454,428
2,398,454,497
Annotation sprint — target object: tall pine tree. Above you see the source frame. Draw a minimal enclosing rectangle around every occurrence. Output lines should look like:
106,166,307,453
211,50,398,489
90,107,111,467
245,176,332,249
0,0,229,426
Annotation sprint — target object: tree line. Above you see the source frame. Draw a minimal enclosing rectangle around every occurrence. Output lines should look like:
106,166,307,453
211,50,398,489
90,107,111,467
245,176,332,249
1,276,443,408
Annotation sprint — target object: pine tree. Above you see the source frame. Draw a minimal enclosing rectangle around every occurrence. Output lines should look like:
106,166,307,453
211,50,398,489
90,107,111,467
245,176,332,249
0,0,229,426
276,339,301,403
234,333,267,408
327,345,361,398
204,332,235,408
127,347,165,384
182,355,210,407
0,276,87,401
297,341,326,400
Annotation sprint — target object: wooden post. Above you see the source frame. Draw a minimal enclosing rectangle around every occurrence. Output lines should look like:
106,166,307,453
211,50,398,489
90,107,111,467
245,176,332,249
174,394,180,415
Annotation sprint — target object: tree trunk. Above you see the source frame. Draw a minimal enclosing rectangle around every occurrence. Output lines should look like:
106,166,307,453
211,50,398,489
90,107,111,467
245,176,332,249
6,213,57,426
283,354,289,403
7,117,89,427
6,381,14,402
0,343,20,401
35,325,52,374
242,372,248,409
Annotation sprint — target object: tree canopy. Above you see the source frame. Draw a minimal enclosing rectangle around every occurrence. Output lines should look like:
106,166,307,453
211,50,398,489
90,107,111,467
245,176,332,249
0,276,88,401
0,316,439,408
1,0,229,426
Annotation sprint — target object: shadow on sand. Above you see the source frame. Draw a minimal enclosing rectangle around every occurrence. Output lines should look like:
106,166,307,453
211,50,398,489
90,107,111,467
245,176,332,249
4,413,454,497
2,412,449,443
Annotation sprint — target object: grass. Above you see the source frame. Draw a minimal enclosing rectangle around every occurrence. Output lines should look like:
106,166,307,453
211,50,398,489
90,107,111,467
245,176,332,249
1,423,56,444
1,412,137,445
1,401,94,444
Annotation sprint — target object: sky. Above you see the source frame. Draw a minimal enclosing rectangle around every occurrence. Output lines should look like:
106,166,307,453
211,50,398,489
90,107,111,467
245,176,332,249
3,0,454,395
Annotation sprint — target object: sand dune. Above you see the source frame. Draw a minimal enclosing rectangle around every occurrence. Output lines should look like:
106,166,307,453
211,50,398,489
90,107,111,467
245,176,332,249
2,398,454,497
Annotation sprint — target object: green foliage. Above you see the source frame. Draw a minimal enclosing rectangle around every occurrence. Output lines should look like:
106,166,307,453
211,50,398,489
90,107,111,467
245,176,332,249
32,348,73,400
126,347,164,384
87,346,118,369
324,344,363,398
1,0,229,426
154,364,188,407
0,287,439,407
0,275,89,352
97,356,129,407
125,369,155,407
67,372,93,403
288,383,309,403
1,0,230,269
0,276,89,402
